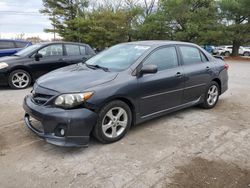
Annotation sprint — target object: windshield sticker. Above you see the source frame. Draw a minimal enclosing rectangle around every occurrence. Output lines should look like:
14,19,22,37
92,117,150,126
134,46,150,50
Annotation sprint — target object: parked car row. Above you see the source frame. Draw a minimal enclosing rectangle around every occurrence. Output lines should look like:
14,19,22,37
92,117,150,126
202,44,250,56
215,46,250,56
0,41,95,89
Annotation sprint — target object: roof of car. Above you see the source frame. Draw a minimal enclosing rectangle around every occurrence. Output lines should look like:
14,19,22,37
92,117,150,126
38,41,89,46
124,40,199,47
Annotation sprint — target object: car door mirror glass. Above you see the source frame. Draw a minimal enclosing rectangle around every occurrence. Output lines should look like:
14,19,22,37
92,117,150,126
34,53,43,61
140,64,158,75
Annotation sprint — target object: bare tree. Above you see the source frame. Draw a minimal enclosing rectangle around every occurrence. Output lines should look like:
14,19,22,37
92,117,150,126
16,33,25,40
144,0,156,16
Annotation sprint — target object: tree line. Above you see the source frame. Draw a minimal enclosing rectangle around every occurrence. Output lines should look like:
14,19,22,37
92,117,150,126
41,0,250,56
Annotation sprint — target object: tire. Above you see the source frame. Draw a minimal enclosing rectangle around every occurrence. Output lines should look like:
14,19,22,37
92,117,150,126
93,100,132,144
200,81,220,109
224,51,230,56
8,69,31,89
243,52,250,56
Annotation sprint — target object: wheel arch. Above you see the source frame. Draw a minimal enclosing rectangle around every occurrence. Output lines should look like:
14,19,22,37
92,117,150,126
98,96,137,126
212,78,221,94
9,66,33,82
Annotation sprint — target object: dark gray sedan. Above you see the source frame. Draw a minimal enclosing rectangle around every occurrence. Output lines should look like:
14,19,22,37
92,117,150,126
23,41,228,147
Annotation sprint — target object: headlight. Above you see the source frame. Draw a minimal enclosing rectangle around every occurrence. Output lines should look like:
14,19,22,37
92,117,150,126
0,62,8,69
54,92,93,108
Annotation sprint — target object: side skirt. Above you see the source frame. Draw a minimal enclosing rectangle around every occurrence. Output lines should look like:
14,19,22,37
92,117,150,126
136,96,203,125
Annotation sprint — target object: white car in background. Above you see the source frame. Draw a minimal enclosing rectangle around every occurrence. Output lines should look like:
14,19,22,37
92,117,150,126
217,45,250,56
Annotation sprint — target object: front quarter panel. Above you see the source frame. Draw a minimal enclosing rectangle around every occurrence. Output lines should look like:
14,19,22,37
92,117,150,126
86,72,139,113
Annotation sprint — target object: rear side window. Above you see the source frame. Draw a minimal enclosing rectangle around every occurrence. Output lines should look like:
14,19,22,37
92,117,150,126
0,41,15,49
79,46,86,55
15,42,27,48
200,52,209,62
144,46,178,71
180,46,203,65
65,44,80,56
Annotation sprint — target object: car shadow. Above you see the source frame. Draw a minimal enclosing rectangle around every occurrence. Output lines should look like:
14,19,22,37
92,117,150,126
37,101,227,155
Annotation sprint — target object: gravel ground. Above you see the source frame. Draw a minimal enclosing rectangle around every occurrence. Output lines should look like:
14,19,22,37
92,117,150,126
0,60,250,188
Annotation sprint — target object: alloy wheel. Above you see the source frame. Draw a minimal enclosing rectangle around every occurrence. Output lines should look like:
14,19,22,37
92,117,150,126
102,107,128,138
207,85,219,106
11,72,29,88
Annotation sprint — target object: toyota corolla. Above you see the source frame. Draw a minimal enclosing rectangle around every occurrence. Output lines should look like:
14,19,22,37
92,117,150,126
23,41,228,147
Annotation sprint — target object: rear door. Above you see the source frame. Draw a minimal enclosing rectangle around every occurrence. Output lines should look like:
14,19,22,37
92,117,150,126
63,44,85,65
138,46,185,117
178,45,213,104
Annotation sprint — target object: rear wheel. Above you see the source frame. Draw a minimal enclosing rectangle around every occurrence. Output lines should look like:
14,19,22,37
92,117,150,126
224,51,230,56
200,81,219,109
93,100,132,144
243,52,250,56
8,69,31,89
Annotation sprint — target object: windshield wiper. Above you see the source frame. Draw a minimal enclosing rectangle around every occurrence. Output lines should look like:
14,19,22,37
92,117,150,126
83,62,109,72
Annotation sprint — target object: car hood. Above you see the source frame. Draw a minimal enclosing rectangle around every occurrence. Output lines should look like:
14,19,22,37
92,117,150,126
37,64,118,93
0,55,23,63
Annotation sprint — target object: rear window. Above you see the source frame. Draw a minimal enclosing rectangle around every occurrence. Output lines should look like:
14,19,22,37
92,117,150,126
0,41,15,49
65,44,80,56
180,46,203,65
15,42,28,48
80,46,86,55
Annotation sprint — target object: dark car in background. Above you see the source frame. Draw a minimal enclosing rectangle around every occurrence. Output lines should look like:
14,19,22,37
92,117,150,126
0,42,95,89
23,41,229,147
0,39,32,57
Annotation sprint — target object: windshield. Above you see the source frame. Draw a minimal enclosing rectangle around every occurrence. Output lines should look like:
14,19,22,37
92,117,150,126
86,44,151,71
15,44,43,56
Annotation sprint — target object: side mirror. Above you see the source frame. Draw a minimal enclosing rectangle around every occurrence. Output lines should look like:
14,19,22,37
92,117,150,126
34,53,43,61
139,64,158,76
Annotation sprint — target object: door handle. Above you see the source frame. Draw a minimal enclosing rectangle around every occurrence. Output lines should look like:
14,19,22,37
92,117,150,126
175,72,183,78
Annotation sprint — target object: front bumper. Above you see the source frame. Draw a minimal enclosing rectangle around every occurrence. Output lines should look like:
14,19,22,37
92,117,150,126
23,95,98,147
0,71,8,86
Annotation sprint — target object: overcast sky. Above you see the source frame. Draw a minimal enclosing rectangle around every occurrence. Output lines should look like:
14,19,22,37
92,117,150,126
0,0,55,40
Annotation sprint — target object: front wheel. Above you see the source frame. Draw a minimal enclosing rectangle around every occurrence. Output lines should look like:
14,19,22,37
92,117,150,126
200,82,220,109
93,100,132,144
8,69,31,89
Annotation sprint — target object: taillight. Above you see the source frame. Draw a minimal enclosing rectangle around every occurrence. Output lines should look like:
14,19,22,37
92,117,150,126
224,63,229,70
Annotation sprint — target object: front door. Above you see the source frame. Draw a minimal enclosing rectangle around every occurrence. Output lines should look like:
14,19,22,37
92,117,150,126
138,46,185,117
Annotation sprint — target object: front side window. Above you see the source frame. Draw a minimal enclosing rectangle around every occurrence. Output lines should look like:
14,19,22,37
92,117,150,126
0,41,15,49
144,47,178,71
65,44,80,56
38,44,63,57
180,46,203,65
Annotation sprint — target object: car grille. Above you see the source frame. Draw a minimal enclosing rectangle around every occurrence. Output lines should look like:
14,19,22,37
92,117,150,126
32,93,54,105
